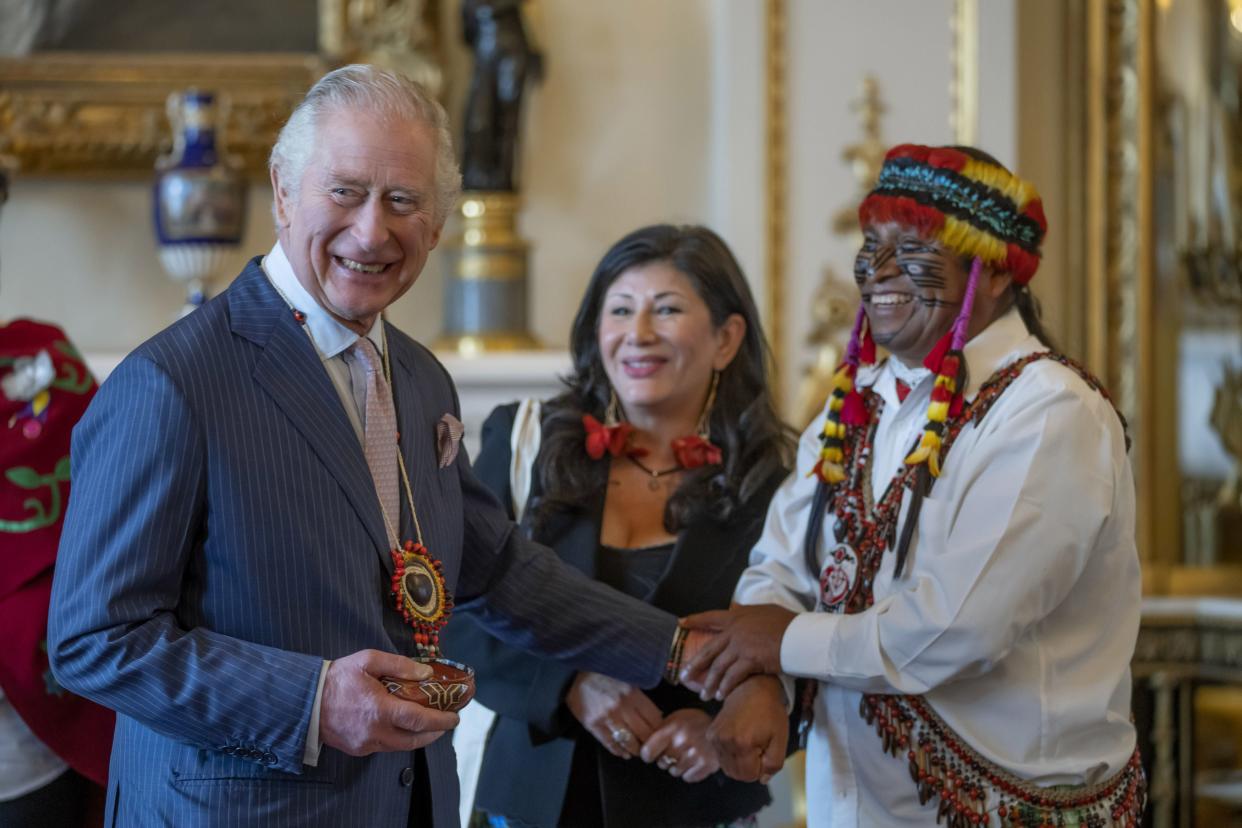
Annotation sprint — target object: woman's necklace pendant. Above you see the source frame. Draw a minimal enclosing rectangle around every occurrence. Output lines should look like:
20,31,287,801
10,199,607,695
647,476,662,492
390,539,453,657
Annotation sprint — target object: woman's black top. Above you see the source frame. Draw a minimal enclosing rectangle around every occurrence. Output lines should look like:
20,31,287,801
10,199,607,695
597,542,674,601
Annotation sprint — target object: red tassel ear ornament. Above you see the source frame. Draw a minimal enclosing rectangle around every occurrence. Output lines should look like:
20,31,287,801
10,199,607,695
812,306,874,485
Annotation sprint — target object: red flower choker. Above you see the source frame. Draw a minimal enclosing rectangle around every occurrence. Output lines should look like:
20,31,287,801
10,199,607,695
583,374,723,470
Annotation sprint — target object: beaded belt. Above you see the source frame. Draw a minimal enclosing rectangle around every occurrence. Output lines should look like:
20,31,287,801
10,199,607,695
862,694,1146,827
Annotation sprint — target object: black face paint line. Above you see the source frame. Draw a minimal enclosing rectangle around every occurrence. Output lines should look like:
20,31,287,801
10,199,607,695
897,253,949,290
916,297,960,308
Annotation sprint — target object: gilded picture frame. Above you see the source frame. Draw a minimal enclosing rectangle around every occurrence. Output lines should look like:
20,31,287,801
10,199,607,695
0,0,441,178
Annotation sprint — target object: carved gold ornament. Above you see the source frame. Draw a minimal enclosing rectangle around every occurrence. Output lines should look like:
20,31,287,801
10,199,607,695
0,0,440,178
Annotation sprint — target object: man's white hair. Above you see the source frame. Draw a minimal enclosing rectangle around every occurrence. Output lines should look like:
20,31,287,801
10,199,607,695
269,64,462,225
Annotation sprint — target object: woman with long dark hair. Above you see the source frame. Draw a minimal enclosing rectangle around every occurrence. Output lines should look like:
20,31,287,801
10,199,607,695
444,224,795,828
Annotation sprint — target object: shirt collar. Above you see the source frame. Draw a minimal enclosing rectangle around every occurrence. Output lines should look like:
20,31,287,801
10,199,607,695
261,241,385,361
958,305,1045,399
853,305,1043,405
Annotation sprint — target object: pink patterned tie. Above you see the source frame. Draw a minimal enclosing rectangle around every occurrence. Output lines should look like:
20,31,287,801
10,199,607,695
350,337,400,548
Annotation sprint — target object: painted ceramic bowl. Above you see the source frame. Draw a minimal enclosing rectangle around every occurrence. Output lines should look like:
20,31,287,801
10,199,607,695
381,658,475,713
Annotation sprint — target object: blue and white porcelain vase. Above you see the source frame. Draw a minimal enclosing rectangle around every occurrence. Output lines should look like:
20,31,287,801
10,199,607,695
153,90,247,316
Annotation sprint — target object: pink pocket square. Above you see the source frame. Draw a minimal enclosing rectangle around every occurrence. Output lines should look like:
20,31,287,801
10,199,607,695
436,413,464,468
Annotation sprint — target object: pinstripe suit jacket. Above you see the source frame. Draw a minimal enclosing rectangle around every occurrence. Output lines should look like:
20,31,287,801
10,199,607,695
47,260,677,828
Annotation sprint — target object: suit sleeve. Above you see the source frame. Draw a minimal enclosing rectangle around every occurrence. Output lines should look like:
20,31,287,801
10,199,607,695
451,421,678,691
47,355,323,774
442,403,578,737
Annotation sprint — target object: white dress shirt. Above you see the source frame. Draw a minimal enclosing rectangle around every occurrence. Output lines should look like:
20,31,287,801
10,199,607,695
262,241,386,767
735,309,1140,826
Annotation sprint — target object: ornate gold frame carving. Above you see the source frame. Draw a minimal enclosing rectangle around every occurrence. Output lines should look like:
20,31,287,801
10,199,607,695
1083,0,1177,570
0,0,440,178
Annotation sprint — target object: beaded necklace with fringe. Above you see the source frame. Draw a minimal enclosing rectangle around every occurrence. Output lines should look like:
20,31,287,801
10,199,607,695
804,351,1143,827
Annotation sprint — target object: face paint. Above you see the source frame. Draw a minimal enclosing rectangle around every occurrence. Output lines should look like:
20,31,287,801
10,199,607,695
853,221,973,366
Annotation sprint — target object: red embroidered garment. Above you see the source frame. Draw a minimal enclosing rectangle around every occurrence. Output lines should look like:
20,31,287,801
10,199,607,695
0,319,114,786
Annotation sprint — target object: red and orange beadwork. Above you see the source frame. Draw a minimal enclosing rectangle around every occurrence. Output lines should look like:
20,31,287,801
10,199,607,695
390,540,453,658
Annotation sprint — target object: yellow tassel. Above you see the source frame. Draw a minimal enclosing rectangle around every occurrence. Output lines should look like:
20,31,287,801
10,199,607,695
927,400,950,423
809,457,847,484
933,373,956,392
828,395,844,412
904,430,944,477
831,364,854,392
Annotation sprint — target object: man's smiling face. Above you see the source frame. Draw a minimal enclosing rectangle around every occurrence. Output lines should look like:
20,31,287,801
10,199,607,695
853,221,970,367
271,107,444,335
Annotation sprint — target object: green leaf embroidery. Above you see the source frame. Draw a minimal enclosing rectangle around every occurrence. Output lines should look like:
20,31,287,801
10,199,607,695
6,466,42,489
52,360,93,395
0,458,67,533
53,340,83,361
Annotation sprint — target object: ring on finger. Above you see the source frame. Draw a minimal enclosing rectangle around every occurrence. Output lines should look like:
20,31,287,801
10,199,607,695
610,727,635,749
657,754,679,770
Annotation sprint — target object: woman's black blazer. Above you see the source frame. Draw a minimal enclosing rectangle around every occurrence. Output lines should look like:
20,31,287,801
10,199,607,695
441,402,787,828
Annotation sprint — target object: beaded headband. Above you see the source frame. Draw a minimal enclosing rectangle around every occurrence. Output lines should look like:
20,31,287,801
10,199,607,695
812,145,1047,484
858,144,1046,285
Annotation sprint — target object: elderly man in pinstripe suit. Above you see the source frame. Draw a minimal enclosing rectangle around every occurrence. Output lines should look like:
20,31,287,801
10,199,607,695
47,65,681,827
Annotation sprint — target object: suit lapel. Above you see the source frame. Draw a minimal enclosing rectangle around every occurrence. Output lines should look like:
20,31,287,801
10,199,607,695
533,481,603,579
232,264,392,567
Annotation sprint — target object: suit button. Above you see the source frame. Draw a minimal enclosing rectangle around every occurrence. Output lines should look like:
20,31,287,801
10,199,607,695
399,766,415,787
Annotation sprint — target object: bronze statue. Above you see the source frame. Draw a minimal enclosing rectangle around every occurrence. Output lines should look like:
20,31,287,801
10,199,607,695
460,0,542,192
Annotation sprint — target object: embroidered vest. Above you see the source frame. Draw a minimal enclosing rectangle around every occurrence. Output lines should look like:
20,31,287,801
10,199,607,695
808,352,1145,828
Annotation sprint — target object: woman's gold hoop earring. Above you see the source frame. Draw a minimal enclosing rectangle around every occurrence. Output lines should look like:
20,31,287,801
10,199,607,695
605,387,623,427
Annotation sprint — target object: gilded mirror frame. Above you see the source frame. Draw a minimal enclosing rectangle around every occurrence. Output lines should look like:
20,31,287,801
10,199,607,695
0,0,441,178
1016,0,1178,578
1082,0,1177,579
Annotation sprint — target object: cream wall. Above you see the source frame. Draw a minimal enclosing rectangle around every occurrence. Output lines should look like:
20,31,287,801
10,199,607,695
781,0,1017,412
1,1,1019,396
0,0,719,357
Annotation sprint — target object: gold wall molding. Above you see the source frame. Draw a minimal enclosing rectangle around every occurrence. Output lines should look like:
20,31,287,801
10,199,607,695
950,0,979,145
0,0,440,178
765,0,788,409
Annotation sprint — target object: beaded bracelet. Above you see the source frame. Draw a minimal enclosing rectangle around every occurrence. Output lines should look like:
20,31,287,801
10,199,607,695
664,625,688,684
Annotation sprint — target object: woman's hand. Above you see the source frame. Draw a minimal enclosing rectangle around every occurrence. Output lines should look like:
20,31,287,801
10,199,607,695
639,708,720,783
565,671,664,759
